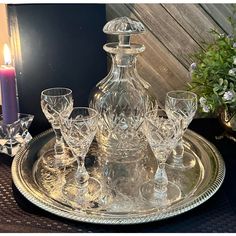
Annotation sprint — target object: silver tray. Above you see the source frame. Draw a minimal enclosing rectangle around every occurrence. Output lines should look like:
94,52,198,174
12,129,225,225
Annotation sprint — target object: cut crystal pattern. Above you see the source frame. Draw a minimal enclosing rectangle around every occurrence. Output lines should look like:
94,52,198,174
103,16,145,35
90,17,158,161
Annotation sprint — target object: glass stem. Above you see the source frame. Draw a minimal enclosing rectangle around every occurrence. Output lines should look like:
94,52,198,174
172,137,184,165
75,156,89,189
53,127,64,155
154,160,168,196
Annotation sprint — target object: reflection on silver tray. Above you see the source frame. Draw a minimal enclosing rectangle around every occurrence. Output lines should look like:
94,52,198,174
12,129,225,225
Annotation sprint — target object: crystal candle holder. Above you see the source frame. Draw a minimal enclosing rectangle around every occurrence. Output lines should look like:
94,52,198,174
0,113,34,157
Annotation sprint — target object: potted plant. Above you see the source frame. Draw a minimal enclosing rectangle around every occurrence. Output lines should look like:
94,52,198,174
188,9,236,141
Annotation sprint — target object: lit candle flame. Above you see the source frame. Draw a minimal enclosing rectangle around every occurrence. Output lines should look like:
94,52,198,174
3,44,11,65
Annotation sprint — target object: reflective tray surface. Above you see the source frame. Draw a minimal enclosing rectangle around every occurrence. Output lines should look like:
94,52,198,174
12,129,225,225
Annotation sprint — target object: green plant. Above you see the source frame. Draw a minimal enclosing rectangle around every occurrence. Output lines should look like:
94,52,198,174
188,7,236,115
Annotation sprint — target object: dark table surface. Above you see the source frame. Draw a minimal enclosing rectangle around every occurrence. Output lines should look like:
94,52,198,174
0,118,235,233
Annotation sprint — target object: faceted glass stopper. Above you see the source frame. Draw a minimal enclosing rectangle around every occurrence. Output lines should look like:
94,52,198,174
103,17,145,49
103,16,145,35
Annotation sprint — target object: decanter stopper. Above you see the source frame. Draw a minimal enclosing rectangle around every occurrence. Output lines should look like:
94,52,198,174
103,16,145,47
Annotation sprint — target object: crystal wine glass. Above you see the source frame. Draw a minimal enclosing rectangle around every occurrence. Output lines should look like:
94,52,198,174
60,107,101,208
165,90,197,169
140,109,182,206
41,87,74,169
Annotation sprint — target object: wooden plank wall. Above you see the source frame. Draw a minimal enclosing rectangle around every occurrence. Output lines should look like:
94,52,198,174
106,4,234,107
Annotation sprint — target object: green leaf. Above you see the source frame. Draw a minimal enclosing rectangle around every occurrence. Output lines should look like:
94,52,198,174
219,78,224,85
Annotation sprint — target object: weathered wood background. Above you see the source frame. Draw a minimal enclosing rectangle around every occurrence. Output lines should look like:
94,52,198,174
106,4,235,107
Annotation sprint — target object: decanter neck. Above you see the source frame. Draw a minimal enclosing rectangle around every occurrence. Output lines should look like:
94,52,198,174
113,54,137,68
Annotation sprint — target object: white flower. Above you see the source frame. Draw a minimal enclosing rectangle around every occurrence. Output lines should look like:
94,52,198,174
233,57,236,65
228,68,236,76
202,105,210,113
233,42,236,48
199,97,207,106
190,62,197,71
223,91,234,101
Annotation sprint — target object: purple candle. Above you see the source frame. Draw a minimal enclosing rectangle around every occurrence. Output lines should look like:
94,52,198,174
0,44,18,124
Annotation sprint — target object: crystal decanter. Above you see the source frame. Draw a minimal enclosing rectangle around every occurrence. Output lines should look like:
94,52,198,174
90,17,158,162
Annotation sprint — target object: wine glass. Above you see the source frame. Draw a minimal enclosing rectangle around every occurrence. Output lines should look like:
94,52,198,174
60,107,101,208
41,87,75,169
165,90,197,169
140,109,182,206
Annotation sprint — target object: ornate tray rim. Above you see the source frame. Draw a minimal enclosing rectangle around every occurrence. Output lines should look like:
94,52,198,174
11,129,226,225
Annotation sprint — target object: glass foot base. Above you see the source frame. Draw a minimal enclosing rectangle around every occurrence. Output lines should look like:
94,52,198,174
167,150,196,170
215,131,236,142
140,180,182,207
62,176,101,209
42,147,76,170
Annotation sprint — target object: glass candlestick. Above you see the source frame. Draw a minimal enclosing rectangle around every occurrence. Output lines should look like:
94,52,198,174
0,113,34,157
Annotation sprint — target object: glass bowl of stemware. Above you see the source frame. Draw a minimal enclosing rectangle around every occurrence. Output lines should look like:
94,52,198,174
165,90,198,169
140,109,182,207
60,107,101,209
41,87,75,170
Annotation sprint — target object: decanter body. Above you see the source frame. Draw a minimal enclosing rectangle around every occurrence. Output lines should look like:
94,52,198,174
90,17,158,161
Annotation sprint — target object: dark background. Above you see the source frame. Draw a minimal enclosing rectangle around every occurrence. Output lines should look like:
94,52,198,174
8,4,107,134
